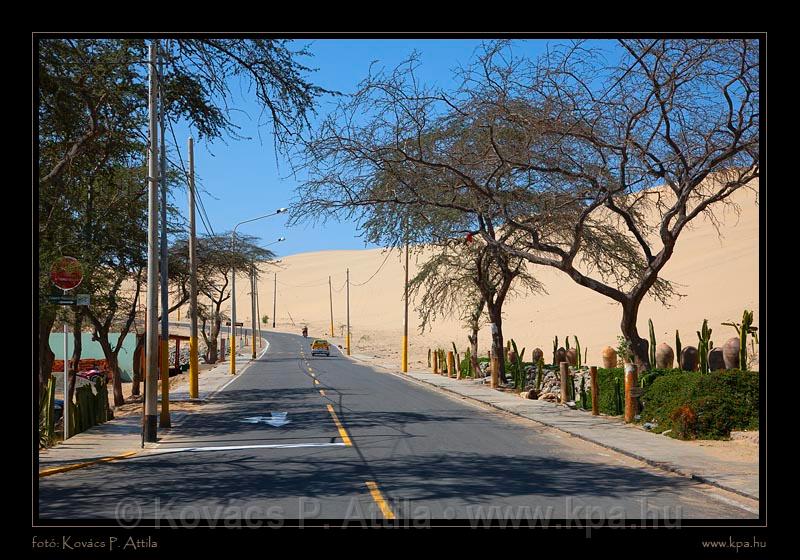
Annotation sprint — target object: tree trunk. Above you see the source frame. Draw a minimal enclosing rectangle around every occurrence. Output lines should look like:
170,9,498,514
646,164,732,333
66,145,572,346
39,307,57,392
487,306,507,382
68,308,83,405
131,333,144,396
96,333,125,407
468,327,481,378
206,318,220,363
621,297,650,369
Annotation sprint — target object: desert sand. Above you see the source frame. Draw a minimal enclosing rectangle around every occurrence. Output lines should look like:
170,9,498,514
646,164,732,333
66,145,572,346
180,182,760,372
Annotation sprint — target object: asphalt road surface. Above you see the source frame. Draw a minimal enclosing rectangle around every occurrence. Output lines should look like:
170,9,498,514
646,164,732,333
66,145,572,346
38,331,756,525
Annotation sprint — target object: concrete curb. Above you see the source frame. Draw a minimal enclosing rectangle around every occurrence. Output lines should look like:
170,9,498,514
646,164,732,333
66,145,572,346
344,353,759,502
38,450,140,478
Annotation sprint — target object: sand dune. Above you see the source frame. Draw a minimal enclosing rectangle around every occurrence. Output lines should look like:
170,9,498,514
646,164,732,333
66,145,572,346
203,182,760,371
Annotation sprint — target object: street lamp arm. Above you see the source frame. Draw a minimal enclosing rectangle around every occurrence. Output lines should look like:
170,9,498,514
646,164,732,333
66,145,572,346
232,208,288,234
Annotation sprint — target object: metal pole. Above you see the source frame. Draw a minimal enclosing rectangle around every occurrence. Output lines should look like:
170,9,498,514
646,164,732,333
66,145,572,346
158,45,170,429
346,268,350,356
63,322,69,440
251,264,257,359
402,240,409,373
272,272,277,328
188,137,199,399
144,40,159,443
255,270,262,347
329,276,334,337
230,231,237,375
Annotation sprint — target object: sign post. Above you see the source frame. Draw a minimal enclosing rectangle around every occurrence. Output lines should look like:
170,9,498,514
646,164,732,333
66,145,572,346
50,257,84,442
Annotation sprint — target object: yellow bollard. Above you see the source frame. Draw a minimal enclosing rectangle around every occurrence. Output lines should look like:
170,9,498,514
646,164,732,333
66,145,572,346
189,336,199,399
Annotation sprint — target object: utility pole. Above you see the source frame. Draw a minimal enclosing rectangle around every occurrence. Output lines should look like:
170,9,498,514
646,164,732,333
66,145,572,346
158,44,170,429
402,238,409,373
251,264,257,359
187,137,199,399
230,231,237,375
328,276,334,337
255,272,262,348
272,272,277,328
144,40,159,443
346,268,351,356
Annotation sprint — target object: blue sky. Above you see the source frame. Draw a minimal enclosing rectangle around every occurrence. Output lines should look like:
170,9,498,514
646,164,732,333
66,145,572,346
170,39,613,257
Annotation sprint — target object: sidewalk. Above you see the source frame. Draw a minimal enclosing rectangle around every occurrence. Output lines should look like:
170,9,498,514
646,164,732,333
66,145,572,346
38,341,268,475
346,353,760,501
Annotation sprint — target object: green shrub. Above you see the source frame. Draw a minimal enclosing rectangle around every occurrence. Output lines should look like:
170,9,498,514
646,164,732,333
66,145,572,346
594,367,625,415
642,369,759,440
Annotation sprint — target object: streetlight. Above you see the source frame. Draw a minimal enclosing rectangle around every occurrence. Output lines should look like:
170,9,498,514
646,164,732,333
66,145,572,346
251,237,285,358
230,208,287,375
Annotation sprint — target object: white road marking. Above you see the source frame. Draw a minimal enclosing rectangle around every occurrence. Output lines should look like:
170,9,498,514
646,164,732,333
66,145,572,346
141,442,346,456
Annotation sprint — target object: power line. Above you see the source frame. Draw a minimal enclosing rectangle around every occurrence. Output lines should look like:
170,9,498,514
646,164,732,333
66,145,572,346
350,250,394,286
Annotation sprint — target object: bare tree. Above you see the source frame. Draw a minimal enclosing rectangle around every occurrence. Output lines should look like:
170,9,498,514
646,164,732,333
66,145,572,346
294,39,759,368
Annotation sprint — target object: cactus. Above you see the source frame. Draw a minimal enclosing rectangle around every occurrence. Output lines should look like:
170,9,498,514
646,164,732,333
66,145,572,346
574,336,582,368
509,339,528,390
722,310,758,371
648,318,656,369
584,347,588,365
565,336,570,351
38,375,56,448
427,348,431,368
675,331,682,366
697,319,713,375
552,336,558,366
614,377,623,416
580,375,588,409
536,359,544,391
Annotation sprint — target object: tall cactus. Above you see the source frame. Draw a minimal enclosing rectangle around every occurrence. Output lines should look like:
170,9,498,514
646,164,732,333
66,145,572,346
675,330,682,366
648,319,657,369
722,309,759,371
565,336,570,351
697,319,713,375
427,348,431,368
574,336,582,368
536,359,544,391
552,336,558,366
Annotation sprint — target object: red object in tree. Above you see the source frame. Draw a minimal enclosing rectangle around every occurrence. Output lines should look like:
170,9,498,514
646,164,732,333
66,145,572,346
465,233,474,244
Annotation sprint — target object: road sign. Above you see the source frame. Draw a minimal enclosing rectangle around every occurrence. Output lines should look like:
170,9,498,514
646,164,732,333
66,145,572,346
50,256,83,290
47,295,77,306
76,294,91,306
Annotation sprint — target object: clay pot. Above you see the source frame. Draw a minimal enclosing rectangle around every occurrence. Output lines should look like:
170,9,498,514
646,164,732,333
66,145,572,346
565,348,578,366
531,348,544,365
601,346,617,369
555,347,567,364
680,346,699,371
655,343,675,369
723,337,740,369
708,347,725,371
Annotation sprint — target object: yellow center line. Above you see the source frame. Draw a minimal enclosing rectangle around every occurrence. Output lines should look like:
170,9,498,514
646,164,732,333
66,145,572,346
326,404,352,447
365,481,396,520
314,379,320,385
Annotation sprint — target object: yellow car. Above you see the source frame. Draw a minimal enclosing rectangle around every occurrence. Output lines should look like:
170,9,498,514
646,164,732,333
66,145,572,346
311,339,330,357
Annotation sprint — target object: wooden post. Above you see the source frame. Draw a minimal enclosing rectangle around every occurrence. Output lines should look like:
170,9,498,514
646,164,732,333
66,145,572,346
174,338,180,370
490,353,499,389
590,366,599,415
560,361,570,404
432,350,438,374
624,363,638,423
447,351,455,379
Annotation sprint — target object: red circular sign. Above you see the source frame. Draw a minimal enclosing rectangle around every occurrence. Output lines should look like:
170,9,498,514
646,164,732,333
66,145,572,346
50,257,83,290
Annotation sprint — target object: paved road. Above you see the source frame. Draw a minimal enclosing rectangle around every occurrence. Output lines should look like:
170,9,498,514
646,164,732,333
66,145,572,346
38,332,755,524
